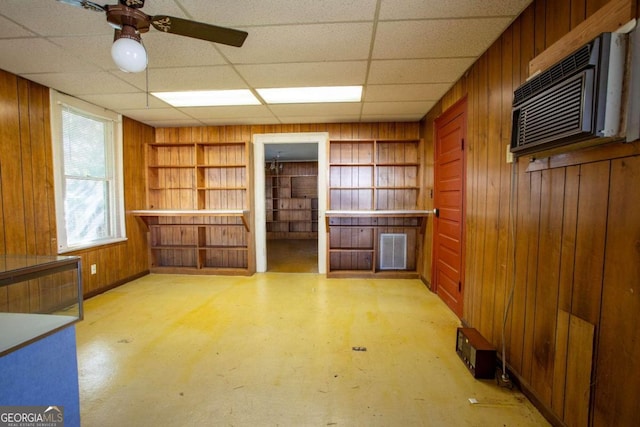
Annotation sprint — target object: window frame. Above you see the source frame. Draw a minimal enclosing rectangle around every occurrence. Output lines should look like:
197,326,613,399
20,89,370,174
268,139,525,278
50,90,127,253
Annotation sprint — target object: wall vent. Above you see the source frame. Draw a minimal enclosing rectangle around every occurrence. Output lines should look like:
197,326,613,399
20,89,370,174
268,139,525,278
379,233,407,270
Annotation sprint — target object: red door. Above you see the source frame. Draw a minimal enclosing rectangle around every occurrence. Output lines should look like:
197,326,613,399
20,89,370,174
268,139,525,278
433,98,466,318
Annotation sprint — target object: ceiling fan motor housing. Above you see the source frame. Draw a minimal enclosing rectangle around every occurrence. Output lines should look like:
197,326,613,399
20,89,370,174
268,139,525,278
106,4,151,34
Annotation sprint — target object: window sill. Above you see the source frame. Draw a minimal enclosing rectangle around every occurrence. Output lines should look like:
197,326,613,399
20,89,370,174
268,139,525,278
58,237,128,254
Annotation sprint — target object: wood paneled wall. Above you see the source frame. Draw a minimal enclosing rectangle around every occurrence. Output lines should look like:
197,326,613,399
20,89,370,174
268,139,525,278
420,0,640,425
155,122,419,144
0,70,150,299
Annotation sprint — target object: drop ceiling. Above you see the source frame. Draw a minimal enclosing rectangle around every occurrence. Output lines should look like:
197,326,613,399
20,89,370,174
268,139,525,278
0,0,531,128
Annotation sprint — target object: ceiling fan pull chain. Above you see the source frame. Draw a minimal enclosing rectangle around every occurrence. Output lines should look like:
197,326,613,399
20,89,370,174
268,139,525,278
145,61,149,109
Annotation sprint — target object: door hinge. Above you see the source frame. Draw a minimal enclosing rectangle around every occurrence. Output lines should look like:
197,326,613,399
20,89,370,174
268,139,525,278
461,138,465,151
458,281,462,292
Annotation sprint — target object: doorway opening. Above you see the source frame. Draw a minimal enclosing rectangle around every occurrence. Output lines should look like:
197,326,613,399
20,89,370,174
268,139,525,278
265,143,318,272
253,133,328,274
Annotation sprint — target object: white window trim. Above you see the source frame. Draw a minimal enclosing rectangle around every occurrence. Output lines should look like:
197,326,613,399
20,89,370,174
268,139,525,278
50,90,127,253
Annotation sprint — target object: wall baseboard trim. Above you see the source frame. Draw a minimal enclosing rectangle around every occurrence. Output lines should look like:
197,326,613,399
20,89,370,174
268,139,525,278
83,270,149,300
496,356,565,427
419,275,432,290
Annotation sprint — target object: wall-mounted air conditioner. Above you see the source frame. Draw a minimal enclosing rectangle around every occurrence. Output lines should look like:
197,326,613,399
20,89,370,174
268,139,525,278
510,32,627,156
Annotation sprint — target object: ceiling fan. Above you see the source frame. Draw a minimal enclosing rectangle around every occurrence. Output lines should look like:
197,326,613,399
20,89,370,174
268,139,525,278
57,0,248,73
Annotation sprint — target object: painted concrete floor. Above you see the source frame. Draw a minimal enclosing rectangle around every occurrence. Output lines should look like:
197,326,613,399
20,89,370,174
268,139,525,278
267,239,318,273
76,273,548,426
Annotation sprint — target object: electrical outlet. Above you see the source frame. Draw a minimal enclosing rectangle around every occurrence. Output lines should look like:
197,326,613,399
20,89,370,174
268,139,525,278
91,264,97,275
506,144,514,164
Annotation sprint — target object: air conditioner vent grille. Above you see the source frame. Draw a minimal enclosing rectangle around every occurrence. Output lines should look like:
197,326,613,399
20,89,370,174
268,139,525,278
514,44,592,105
379,233,407,270
513,73,587,151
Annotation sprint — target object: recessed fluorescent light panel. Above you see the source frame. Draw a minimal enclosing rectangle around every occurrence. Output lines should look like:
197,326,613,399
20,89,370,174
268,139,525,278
257,86,362,104
151,90,261,107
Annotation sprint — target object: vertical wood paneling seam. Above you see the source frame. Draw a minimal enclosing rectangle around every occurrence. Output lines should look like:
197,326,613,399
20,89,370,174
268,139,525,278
552,167,569,414
525,172,544,380
17,80,33,305
469,67,480,327
26,84,42,254
590,159,614,424
18,80,30,255
505,162,518,366
493,37,509,345
535,0,548,55
41,87,55,255
567,164,582,316
514,165,531,370
504,16,522,360
475,54,490,333
0,77,8,252
0,158,5,253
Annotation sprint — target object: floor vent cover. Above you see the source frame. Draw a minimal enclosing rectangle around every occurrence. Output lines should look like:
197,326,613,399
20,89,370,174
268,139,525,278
380,233,407,270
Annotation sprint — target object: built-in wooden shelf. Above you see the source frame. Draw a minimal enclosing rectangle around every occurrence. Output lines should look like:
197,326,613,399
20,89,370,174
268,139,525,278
327,139,426,277
140,141,253,275
131,209,250,231
325,210,430,232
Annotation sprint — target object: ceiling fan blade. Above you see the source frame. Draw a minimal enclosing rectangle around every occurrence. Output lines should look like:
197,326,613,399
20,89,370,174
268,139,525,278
56,0,105,12
151,15,248,47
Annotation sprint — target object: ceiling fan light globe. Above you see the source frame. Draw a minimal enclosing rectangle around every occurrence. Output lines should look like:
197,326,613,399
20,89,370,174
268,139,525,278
111,37,147,73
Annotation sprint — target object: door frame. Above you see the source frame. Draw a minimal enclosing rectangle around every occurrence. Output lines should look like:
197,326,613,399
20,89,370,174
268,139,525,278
432,96,467,316
253,132,329,273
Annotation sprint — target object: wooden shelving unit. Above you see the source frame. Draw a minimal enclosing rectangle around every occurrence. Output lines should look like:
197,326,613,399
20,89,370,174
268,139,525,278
135,141,253,275
265,161,318,240
327,139,427,277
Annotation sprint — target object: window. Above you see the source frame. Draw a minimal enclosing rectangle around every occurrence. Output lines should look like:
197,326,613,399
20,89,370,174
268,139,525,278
50,90,126,253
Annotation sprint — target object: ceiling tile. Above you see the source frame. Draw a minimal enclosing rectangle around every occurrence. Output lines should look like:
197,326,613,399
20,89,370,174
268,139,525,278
362,101,436,116
142,32,228,68
79,93,171,111
269,103,362,117
180,105,275,120
117,107,193,122
379,0,531,19
0,15,35,38
178,0,378,26
200,116,282,126
0,38,100,74
237,61,368,88
361,113,424,122
218,23,373,64
22,71,141,96
364,84,451,102
49,34,115,71
368,58,474,84
145,66,248,92
142,119,207,128
0,0,109,36
275,115,362,124
373,18,514,59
